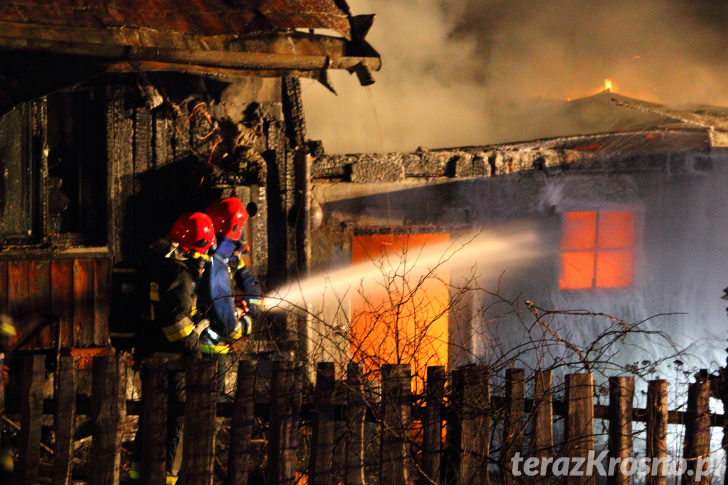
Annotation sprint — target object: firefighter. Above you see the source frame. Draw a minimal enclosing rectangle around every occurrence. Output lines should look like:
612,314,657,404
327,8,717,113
197,198,262,393
130,212,216,484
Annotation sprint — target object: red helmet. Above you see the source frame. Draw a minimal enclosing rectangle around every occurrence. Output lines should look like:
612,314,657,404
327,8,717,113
168,212,216,255
206,197,248,240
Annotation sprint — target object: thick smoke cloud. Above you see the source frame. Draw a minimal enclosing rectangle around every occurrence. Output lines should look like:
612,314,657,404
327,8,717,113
302,0,728,153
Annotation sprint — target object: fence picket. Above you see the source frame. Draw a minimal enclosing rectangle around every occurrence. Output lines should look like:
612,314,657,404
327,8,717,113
380,364,413,485
503,368,525,485
227,360,256,485
565,373,594,485
682,381,710,485
19,354,44,484
182,357,218,485
268,360,302,485
646,379,668,485
52,356,77,485
458,364,490,485
608,376,633,485
89,354,126,485
310,362,336,485
345,362,366,485
530,369,553,484
423,365,445,484
140,357,168,485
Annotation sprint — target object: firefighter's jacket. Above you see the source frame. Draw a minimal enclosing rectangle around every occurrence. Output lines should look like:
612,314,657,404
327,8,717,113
197,237,261,354
136,240,203,359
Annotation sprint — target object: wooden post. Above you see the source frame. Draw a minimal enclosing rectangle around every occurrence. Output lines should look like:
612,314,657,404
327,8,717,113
503,368,525,485
345,362,365,485
380,364,413,485
530,370,553,484
53,356,77,485
608,376,634,485
423,366,445,484
268,361,302,485
19,354,45,484
646,379,667,485
565,373,594,485
682,381,710,485
90,354,127,485
310,362,336,485
458,365,490,485
182,357,218,485
140,357,168,485
0,354,4,416
227,360,256,485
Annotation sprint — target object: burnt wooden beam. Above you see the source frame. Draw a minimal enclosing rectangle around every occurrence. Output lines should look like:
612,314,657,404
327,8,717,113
0,37,381,74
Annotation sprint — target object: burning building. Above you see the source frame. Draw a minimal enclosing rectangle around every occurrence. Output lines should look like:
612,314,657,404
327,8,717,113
305,89,728,380
0,0,380,364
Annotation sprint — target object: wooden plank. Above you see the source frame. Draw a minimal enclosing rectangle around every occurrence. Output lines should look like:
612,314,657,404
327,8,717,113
380,364,413,485
503,368,525,485
18,354,45,484
682,382,710,484
8,261,29,347
89,354,127,485
345,362,365,485
140,357,168,485
227,360,256,485
646,379,667,485
458,365,490,485
0,354,4,416
565,373,595,485
51,259,74,348
93,257,111,346
608,376,634,485
30,259,52,347
73,258,95,347
182,357,218,485
422,366,444,484
310,362,336,485
53,356,77,485
531,370,553,459
267,361,302,485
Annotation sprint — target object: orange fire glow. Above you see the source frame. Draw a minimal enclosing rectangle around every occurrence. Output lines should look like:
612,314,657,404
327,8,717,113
350,233,450,390
604,78,613,91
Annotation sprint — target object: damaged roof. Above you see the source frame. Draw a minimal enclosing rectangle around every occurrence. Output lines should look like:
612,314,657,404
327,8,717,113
0,0,354,42
0,0,380,112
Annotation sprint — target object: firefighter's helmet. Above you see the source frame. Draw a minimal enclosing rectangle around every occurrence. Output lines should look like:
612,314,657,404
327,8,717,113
206,197,249,240
168,212,216,255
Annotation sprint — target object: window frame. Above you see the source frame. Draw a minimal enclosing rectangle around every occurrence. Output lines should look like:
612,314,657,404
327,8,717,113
0,93,109,250
557,205,642,292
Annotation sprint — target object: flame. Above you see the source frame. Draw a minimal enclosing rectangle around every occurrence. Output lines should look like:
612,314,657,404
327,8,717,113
604,78,613,91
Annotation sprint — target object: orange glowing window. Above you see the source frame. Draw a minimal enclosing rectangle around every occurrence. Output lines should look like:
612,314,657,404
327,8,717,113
559,210,636,290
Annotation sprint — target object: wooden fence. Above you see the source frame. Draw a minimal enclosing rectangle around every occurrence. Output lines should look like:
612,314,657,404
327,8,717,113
0,354,724,484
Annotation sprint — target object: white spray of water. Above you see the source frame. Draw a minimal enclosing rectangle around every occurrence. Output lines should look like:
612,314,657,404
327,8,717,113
262,224,544,314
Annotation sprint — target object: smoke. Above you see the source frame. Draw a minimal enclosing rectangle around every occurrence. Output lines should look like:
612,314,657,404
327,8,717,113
302,0,728,153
